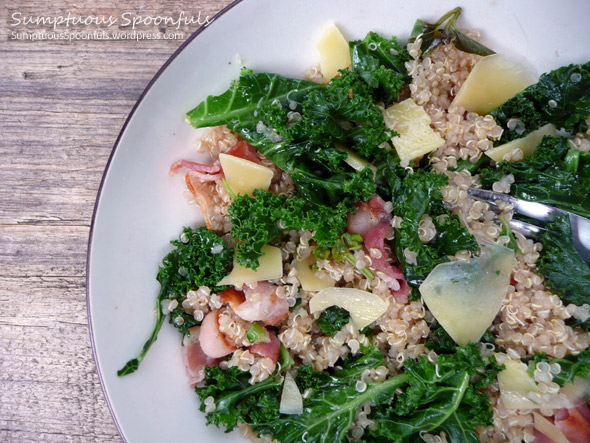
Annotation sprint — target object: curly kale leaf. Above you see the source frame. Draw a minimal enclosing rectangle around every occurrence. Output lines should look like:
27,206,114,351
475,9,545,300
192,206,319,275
197,366,284,432
537,214,590,314
317,306,351,337
229,189,351,269
349,32,410,103
366,344,500,443
197,345,499,443
491,62,590,142
385,168,478,298
480,136,590,218
185,31,411,207
118,227,233,376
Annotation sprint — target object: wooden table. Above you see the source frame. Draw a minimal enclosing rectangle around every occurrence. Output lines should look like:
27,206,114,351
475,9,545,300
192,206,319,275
0,1,234,441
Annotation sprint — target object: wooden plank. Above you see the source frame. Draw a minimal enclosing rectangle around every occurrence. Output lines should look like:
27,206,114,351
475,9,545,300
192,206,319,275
0,1,235,441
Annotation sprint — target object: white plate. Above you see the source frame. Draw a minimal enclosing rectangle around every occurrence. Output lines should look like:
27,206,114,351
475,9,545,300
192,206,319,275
87,0,590,441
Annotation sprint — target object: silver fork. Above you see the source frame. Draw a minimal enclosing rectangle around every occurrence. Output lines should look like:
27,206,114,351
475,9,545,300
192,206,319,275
467,188,590,265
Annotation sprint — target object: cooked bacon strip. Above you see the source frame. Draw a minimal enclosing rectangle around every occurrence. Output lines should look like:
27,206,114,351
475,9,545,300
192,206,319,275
199,309,237,359
348,196,410,303
248,330,280,364
220,288,246,310
227,140,262,164
182,326,222,386
364,221,409,303
186,169,223,182
233,282,290,326
554,405,590,443
169,159,222,176
185,174,214,229
347,197,387,237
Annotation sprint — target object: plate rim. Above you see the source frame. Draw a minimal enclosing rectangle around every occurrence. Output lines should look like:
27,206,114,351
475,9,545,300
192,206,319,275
85,1,244,440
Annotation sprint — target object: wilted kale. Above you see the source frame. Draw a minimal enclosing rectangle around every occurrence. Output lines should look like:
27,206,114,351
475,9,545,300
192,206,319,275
196,345,500,443
527,349,590,387
409,7,495,56
537,215,590,328
366,345,502,442
229,189,352,269
480,136,590,218
317,306,351,337
378,165,478,299
349,32,411,104
491,62,590,142
117,227,233,376
186,30,412,208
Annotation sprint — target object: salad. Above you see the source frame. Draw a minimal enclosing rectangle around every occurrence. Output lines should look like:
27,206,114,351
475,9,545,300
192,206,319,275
119,8,590,443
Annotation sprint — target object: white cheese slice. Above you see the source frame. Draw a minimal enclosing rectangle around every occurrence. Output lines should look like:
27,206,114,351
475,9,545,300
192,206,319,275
419,243,514,345
497,357,542,410
485,123,556,162
217,244,283,286
309,287,389,330
383,98,444,161
317,23,351,82
280,372,303,415
293,256,336,292
219,153,274,196
533,413,570,443
452,54,538,115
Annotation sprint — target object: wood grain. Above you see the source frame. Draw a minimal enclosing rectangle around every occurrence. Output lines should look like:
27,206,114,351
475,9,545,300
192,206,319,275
0,1,234,441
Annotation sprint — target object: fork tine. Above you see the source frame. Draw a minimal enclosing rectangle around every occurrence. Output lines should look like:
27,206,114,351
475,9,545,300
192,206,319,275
508,219,545,240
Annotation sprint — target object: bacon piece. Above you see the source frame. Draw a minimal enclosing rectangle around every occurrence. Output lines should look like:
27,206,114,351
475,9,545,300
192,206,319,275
185,174,214,229
233,282,289,326
348,196,409,303
182,326,222,386
347,196,389,237
199,309,236,358
227,140,262,164
186,169,223,182
248,330,280,364
577,403,590,424
364,221,409,303
555,406,590,443
169,159,222,176
220,288,246,310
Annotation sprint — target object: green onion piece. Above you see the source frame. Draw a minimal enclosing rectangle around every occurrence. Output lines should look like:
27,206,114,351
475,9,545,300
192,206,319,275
246,322,270,344
278,343,294,371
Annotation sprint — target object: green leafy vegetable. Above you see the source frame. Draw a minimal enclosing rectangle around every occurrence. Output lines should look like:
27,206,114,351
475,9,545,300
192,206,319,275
480,136,590,218
317,306,351,337
229,189,351,269
349,32,411,103
380,167,478,298
197,366,284,432
197,345,499,443
117,227,233,376
409,7,495,56
537,215,590,324
491,62,590,142
367,345,501,443
186,28,413,209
